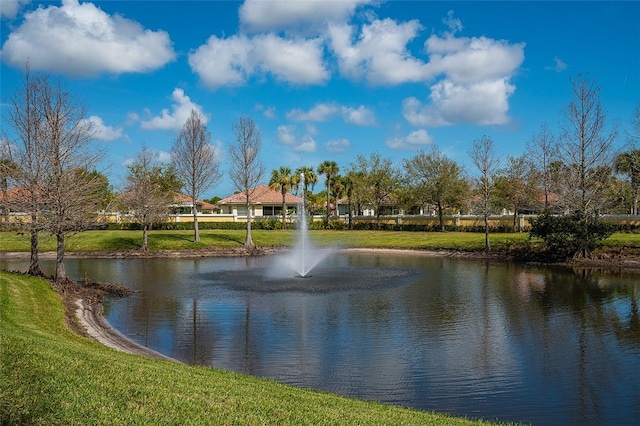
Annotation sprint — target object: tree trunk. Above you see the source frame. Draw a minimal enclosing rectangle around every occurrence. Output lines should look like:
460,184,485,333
28,223,42,276
281,192,286,228
325,184,330,228
484,213,491,252
245,200,255,252
192,197,200,242
437,202,445,232
1,175,7,228
55,232,66,282
142,222,149,252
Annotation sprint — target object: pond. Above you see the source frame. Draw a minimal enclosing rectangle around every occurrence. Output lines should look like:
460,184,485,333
3,251,639,425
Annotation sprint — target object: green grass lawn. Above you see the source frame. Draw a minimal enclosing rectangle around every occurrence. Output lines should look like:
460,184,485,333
0,229,529,252
1,228,639,253
0,271,510,425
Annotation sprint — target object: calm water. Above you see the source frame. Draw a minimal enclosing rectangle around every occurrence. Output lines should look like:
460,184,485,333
3,252,639,425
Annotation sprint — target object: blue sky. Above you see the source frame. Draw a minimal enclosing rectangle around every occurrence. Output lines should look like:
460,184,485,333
1,0,639,199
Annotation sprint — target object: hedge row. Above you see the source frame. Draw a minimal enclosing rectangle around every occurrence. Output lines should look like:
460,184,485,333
104,220,524,233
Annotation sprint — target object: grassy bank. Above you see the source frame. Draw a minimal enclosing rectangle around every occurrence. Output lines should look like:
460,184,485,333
0,271,506,425
1,228,639,254
0,229,529,252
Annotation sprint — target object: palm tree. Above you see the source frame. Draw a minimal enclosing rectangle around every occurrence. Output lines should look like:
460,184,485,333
269,166,293,227
295,166,317,215
317,160,339,227
295,166,317,195
614,149,640,215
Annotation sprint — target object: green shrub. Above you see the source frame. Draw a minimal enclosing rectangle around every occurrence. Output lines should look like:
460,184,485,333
328,219,346,230
529,211,616,260
258,218,283,230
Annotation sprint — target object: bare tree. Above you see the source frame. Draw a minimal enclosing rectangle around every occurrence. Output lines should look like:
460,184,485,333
469,135,500,252
526,123,559,210
122,147,172,252
35,76,103,282
558,74,617,216
229,116,264,253
5,63,46,276
172,109,222,242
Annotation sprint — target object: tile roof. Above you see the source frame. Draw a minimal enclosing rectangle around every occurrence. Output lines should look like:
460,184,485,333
218,185,302,205
0,186,42,203
172,193,216,209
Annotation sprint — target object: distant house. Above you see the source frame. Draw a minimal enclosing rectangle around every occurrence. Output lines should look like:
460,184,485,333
336,194,402,217
170,193,217,215
0,186,33,211
217,185,302,217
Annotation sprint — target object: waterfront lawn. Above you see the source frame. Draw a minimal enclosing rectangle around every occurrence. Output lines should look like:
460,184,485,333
0,271,508,425
0,229,532,252
1,229,638,254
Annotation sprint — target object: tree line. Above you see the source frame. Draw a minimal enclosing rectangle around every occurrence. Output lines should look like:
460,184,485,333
2,66,639,281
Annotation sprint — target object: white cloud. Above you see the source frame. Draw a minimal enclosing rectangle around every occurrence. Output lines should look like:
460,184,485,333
155,150,172,163
0,0,175,76
277,125,317,152
398,12,524,127
386,129,433,150
295,134,317,152
287,102,375,126
263,107,276,118
423,34,525,85
326,10,523,126
122,148,171,167
545,57,567,72
188,35,251,88
403,78,515,126
277,125,298,145
0,0,30,19
287,103,339,121
239,0,371,34
189,33,328,89
85,116,123,141
328,18,429,85
442,10,463,35
341,105,376,126
140,88,207,131
325,138,350,154
255,104,276,118
259,34,328,84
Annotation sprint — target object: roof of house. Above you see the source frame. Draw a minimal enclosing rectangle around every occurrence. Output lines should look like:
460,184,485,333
0,186,38,203
171,193,216,210
218,185,302,205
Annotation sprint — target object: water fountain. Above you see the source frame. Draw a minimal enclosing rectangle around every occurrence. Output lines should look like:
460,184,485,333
268,173,334,279
290,173,330,278
211,173,415,292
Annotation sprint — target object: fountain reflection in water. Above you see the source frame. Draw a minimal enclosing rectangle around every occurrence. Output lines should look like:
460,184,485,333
269,173,334,278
